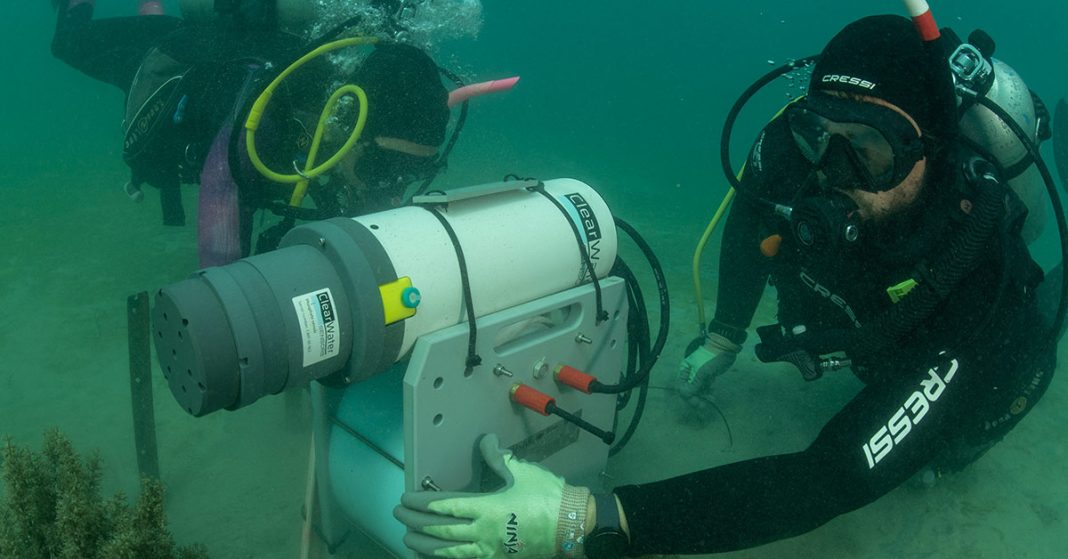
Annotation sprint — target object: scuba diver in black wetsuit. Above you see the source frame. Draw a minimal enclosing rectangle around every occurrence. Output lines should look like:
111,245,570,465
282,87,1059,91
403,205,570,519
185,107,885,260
49,0,460,267
392,12,1064,559
659,14,1060,554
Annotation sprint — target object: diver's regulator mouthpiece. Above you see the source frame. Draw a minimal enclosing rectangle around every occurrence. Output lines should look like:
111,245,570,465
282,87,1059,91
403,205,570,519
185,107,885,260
152,179,618,416
773,193,861,254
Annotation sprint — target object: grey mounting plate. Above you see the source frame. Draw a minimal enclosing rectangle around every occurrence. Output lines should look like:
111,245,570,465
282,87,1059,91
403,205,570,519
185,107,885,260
404,276,628,494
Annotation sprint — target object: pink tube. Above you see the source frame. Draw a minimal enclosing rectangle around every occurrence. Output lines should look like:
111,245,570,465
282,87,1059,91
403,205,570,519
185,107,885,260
447,76,520,108
138,1,164,15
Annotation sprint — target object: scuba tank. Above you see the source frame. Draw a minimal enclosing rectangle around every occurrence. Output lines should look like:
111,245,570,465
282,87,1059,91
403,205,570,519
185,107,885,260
950,33,1047,244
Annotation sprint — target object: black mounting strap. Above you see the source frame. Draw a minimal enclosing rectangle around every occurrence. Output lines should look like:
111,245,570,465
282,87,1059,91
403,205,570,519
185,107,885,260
527,181,610,324
419,205,482,373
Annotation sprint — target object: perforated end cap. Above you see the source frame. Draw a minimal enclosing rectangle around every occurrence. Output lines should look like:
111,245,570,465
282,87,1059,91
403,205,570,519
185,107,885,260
152,279,240,416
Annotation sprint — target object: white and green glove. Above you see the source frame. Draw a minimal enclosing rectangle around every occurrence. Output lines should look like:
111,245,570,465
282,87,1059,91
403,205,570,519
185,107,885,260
393,434,591,559
676,332,741,419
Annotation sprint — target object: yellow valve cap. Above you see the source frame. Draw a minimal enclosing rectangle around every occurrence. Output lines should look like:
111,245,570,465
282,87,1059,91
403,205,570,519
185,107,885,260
380,277,420,325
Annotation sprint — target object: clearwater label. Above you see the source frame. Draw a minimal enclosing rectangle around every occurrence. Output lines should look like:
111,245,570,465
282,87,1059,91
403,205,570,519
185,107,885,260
293,288,339,367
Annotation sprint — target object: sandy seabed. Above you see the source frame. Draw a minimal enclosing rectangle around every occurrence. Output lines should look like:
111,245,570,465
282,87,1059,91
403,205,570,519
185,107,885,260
1,150,1065,559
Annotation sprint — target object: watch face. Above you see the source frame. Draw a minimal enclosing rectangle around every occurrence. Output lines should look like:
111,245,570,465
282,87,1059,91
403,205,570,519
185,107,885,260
587,529,629,558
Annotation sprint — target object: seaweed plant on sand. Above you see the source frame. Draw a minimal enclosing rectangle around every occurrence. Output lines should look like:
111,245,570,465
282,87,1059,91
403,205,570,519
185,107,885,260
0,428,208,559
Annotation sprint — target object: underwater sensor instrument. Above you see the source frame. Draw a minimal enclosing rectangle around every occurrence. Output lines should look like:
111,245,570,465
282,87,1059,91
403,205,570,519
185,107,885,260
153,179,618,416
150,178,671,556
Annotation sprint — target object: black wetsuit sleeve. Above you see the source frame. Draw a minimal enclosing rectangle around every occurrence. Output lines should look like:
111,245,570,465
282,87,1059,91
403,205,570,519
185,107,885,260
615,327,1052,555
710,121,801,337
51,4,183,93
710,185,770,336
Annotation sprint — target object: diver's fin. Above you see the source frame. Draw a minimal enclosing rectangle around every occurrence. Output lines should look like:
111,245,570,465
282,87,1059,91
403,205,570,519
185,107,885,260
1054,98,1068,193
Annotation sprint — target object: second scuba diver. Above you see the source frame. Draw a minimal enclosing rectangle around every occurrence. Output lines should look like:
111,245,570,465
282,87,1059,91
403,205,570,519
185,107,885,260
50,0,468,267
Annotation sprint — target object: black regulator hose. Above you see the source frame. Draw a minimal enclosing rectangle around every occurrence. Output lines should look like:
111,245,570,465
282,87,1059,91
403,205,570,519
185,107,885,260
720,56,819,201
412,66,469,198
846,158,1003,357
970,93,1068,341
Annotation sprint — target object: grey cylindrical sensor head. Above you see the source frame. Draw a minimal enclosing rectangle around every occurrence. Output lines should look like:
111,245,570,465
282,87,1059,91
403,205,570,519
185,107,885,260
152,214,405,416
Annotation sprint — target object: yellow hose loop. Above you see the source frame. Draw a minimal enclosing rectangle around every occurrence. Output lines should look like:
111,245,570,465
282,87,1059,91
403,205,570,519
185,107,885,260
288,85,368,205
245,36,378,187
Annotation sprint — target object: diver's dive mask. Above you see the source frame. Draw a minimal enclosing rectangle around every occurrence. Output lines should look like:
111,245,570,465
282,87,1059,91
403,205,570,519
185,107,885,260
354,140,440,206
786,94,926,193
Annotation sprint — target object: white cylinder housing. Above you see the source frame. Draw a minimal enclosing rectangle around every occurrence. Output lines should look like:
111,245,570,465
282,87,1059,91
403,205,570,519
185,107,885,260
354,178,619,354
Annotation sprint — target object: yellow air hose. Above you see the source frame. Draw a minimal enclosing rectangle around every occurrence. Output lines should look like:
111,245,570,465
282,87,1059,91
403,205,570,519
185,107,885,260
691,186,736,334
692,161,753,334
693,98,800,334
244,36,379,208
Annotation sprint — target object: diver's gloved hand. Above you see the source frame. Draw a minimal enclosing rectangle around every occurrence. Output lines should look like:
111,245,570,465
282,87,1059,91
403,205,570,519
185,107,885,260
754,323,824,381
676,332,741,418
394,434,591,559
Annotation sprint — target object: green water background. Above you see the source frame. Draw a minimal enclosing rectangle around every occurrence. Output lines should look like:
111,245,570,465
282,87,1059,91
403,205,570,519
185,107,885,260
1,1,1067,557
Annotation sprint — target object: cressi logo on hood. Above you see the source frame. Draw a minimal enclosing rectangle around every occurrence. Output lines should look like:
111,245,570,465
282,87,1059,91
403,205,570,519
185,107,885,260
820,74,878,91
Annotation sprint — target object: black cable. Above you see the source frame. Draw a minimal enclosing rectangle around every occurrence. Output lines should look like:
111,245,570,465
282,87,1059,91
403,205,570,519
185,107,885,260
609,258,652,456
614,258,649,400
330,415,405,469
971,93,1068,343
649,386,733,450
613,259,647,411
419,205,482,372
609,377,649,457
591,218,670,394
616,326,638,411
547,403,614,445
